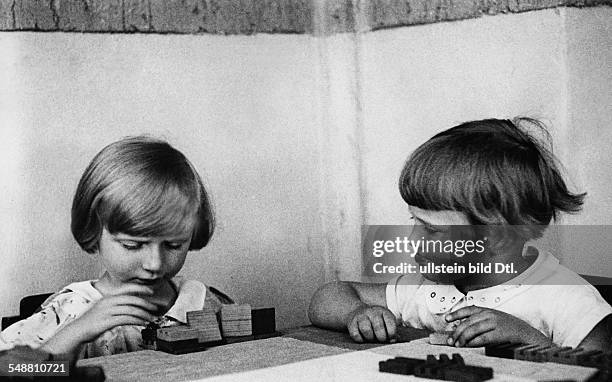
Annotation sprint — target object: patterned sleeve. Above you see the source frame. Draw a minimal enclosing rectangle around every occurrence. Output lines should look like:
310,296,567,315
0,291,94,351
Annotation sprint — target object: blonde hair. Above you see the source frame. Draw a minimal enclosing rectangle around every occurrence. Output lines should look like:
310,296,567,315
71,136,214,253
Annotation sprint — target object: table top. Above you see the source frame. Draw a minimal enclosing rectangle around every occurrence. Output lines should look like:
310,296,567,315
77,326,598,382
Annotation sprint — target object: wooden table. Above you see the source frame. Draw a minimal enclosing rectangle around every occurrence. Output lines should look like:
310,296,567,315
77,326,598,382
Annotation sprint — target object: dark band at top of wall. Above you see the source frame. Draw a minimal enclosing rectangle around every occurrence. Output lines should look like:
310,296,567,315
0,0,610,35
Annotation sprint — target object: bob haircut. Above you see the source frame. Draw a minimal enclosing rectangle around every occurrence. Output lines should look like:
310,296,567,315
72,136,214,253
399,118,585,242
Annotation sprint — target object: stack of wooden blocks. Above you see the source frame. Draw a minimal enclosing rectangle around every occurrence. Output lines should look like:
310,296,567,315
155,309,223,354
142,305,277,354
220,304,252,337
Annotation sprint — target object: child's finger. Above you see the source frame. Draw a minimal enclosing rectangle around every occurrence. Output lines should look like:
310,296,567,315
449,314,488,346
108,305,157,322
453,319,494,347
109,283,155,297
106,295,159,313
106,315,150,329
381,310,397,340
464,331,496,347
445,306,484,322
357,318,375,341
371,316,388,342
348,321,364,343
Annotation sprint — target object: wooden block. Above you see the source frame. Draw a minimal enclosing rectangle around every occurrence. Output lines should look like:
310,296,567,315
550,347,578,364
485,342,524,359
197,325,223,342
428,331,453,345
379,357,423,375
514,344,544,360
156,326,200,341
251,307,275,335
156,338,201,354
221,304,251,321
395,325,430,343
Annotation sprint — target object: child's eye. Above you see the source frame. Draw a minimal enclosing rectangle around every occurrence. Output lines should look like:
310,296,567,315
121,241,143,250
164,242,185,250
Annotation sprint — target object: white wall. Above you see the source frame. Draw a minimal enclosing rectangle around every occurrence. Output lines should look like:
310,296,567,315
0,33,327,327
1,7,611,325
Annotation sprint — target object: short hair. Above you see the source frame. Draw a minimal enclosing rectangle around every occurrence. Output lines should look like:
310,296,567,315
71,136,214,253
399,118,585,241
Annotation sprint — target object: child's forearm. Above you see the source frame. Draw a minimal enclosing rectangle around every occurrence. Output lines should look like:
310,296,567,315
308,282,368,330
40,325,85,359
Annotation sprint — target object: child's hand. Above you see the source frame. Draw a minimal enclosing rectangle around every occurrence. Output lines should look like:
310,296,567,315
42,284,158,355
445,306,550,347
346,305,397,343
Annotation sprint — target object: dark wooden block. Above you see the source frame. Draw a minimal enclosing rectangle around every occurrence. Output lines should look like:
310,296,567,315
156,338,225,354
379,357,423,375
443,365,494,382
395,325,431,343
252,307,275,335
485,342,523,359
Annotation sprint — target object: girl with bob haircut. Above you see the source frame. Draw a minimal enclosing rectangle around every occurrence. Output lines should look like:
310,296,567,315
310,118,612,352
1,136,229,359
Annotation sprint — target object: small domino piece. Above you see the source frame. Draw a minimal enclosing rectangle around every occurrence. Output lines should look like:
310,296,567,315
428,331,453,345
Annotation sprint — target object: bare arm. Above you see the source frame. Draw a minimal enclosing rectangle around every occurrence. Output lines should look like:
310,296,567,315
308,281,398,343
577,314,612,352
308,281,388,330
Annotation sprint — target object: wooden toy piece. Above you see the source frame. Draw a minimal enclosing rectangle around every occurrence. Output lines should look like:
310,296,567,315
514,344,545,361
428,331,454,345
484,342,524,359
549,347,578,364
186,309,223,342
379,357,423,375
443,364,494,382
156,338,201,355
251,307,275,335
157,327,200,342
380,353,493,382
220,304,252,337
141,322,160,348
220,304,251,320
394,325,430,343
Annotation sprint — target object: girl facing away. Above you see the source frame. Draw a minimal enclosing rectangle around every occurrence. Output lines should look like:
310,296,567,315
0,136,230,359
309,118,612,351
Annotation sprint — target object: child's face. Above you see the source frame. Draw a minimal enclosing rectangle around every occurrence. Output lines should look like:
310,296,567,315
96,226,193,289
408,206,478,283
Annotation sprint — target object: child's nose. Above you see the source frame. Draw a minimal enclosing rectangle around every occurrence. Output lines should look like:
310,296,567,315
142,245,164,273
